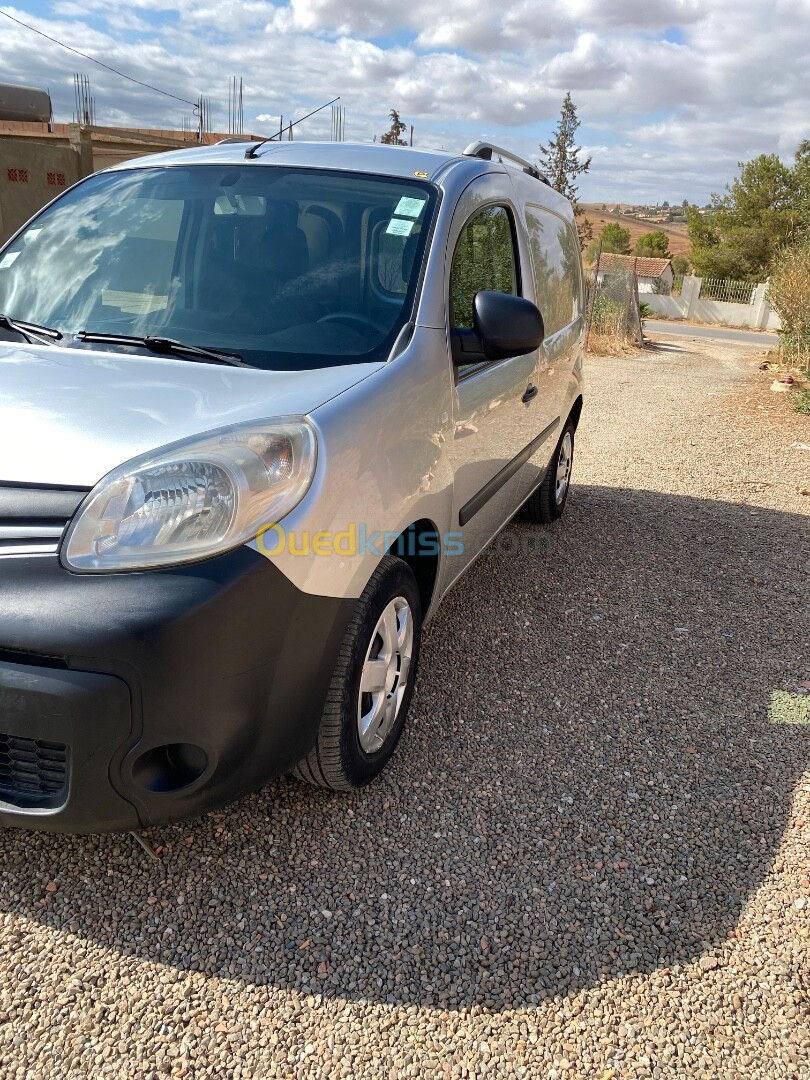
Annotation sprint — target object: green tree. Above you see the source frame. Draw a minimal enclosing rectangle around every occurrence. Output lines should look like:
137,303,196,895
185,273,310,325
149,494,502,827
635,230,671,258
687,148,809,280
380,109,407,146
586,222,631,261
538,92,592,247
671,253,690,276
794,140,810,234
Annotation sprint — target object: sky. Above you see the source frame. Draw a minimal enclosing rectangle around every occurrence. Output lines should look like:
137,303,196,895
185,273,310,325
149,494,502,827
1,0,809,203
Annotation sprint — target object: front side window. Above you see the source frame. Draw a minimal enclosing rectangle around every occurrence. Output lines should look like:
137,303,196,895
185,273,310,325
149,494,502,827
449,205,518,329
0,165,437,370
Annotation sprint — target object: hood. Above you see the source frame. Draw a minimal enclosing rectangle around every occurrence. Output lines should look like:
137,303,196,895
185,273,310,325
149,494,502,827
0,343,382,487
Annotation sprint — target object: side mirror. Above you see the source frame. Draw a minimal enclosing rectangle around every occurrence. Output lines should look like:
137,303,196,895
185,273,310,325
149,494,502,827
450,291,544,366
473,291,544,362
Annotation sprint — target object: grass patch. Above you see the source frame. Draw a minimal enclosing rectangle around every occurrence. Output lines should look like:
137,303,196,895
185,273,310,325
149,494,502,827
769,691,810,726
586,295,642,356
792,386,810,414
586,330,640,357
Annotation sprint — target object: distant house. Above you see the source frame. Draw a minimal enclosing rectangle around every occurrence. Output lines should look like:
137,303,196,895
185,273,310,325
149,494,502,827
596,253,675,294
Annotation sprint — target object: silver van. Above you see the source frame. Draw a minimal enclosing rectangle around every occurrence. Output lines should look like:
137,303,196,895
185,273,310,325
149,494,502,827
0,139,584,831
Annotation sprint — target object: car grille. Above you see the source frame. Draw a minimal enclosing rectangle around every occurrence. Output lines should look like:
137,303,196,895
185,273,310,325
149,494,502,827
0,484,88,557
0,733,69,808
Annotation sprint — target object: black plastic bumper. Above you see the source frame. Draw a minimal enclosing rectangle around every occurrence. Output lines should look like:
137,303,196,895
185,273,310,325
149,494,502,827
0,548,355,832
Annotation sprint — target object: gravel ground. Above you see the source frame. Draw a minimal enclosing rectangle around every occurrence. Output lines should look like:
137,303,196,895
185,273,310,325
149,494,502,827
1,337,808,1079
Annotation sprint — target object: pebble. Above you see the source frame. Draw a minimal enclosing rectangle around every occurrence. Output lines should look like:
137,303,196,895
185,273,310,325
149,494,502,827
0,343,807,1078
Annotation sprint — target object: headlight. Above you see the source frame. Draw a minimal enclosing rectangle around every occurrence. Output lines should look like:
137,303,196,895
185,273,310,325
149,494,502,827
62,417,316,571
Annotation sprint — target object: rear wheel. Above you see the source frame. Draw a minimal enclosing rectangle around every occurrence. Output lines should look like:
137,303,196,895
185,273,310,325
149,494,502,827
293,555,421,790
519,422,575,524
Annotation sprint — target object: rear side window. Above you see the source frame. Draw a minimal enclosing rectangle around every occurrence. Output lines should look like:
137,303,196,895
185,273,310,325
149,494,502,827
524,206,582,337
450,205,517,329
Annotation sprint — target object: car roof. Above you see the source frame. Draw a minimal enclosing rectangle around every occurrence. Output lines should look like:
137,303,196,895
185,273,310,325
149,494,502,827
108,140,472,182
106,140,574,217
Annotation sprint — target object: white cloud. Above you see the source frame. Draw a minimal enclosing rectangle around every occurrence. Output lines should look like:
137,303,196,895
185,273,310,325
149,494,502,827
545,33,625,91
0,0,808,201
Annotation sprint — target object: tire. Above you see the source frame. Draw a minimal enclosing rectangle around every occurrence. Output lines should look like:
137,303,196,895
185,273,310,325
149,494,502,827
293,555,422,791
519,421,575,524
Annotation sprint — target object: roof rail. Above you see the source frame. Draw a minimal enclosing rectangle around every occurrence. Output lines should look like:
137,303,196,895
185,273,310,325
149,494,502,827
463,141,551,185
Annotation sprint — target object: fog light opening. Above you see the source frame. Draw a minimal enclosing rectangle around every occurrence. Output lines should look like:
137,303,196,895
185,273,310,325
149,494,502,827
132,743,208,793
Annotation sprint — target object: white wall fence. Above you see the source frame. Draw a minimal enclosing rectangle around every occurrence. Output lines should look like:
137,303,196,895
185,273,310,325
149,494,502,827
643,276,780,331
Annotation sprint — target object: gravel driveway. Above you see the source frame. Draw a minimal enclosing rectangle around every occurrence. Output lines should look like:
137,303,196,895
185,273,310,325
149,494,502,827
2,339,808,1079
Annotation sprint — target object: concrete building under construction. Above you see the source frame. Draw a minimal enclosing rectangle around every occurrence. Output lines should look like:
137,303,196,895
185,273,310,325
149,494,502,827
0,82,262,244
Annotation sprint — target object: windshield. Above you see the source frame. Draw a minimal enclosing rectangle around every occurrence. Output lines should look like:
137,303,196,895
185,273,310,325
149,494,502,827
0,164,438,370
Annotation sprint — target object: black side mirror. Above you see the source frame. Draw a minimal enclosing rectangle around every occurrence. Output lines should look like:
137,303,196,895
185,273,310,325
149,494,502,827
474,291,544,362
450,291,544,366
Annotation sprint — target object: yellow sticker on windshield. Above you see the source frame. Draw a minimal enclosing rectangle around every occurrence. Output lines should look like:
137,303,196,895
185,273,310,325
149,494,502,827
413,170,429,179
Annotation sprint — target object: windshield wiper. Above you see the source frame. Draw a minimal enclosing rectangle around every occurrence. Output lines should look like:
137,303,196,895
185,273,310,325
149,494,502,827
75,331,246,367
0,314,62,346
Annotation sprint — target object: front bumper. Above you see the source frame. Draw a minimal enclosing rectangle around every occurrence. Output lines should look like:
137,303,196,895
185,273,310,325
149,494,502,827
0,547,354,832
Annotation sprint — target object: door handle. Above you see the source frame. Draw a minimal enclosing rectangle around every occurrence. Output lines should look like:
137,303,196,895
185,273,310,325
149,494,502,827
522,384,538,404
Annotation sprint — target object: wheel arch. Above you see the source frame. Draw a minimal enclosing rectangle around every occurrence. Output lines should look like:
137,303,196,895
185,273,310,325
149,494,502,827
568,394,584,432
384,517,441,618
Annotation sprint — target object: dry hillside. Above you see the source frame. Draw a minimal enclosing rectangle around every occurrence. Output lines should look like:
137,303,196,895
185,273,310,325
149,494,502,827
581,205,692,259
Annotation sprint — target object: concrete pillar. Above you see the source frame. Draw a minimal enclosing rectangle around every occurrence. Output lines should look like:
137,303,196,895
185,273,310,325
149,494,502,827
68,124,94,178
681,275,701,320
753,281,770,329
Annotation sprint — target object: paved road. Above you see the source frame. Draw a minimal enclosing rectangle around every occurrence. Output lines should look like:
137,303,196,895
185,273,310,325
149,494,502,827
1,344,808,1078
644,319,778,347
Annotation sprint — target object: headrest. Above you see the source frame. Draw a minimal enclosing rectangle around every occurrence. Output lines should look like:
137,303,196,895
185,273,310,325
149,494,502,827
259,207,309,279
266,200,299,232
306,204,343,244
298,210,330,265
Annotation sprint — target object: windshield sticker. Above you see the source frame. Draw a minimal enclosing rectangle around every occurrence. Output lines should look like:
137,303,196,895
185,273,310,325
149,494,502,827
394,196,426,219
386,218,415,237
23,229,42,245
101,289,169,314
0,251,20,269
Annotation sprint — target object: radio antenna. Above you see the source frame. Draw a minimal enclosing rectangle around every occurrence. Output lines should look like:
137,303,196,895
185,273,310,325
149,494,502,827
245,96,340,158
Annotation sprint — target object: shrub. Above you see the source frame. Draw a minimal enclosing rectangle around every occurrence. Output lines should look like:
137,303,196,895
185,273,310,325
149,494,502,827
587,295,639,355
767,238,810,371
590,295,625,334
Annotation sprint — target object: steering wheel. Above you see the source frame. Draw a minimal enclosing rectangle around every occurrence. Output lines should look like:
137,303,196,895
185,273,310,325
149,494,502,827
316,312,385,334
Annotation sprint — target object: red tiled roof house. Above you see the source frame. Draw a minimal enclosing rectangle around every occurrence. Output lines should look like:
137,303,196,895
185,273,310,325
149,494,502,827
596,253,675,294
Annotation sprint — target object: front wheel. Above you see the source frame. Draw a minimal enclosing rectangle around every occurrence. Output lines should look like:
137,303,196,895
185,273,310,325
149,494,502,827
293,555,422,790
519,422,575,524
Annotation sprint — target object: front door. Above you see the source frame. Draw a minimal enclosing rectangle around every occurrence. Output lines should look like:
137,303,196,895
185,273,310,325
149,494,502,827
444,187,540,584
